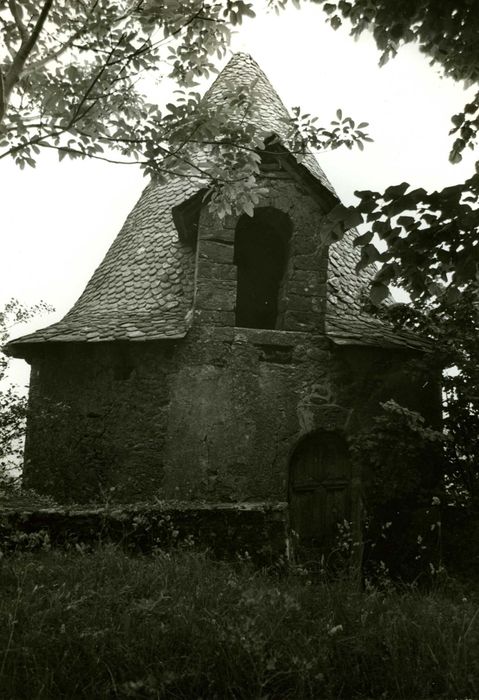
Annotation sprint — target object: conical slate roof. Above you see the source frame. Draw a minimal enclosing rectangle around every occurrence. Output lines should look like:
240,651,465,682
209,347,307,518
6,53,426,354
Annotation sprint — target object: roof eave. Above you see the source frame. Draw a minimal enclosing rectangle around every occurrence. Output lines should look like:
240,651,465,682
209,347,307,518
4,332,188,360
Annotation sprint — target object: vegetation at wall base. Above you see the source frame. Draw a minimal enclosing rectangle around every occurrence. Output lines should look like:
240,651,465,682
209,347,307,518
0,546,478,700
0,300,54,498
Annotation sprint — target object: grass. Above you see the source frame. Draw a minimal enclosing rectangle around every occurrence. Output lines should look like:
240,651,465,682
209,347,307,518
0,546,478,699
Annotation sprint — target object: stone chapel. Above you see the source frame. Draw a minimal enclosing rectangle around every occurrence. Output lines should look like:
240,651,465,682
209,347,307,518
6,54,440,556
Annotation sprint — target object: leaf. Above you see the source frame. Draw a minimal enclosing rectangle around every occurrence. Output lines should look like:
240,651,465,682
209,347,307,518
384,182,409,200
449,150,463,164
379,52,390,68
344,207,363,229
336,108,343,121
353,231,374,246
397,215,416,229
331,15,342,29
370,283,390,306
323,3,337,15
364,243,380,262
243,200,254,217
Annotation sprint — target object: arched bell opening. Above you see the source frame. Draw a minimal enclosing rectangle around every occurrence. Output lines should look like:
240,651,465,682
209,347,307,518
234,207,292,329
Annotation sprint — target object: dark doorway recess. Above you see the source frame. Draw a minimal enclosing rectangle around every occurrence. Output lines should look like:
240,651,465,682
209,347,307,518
289,430,352,563
234,208,291,329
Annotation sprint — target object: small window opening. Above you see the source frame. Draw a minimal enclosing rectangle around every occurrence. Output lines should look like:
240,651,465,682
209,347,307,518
234,207,291,329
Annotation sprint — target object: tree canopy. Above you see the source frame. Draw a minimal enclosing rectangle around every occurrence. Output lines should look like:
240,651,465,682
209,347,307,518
312,0,479,302
0,1,256,173
0,0,371,220
312,0,479,503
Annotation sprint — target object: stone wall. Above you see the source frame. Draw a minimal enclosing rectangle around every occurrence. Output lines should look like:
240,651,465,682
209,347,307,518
21,172,440,505
23,328,435,505
0,502,289,566
195,173,329,332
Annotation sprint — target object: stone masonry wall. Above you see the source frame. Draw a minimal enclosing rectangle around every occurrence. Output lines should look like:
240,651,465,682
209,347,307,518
22,173,439,504
23,331,434,504
1,502,289,566
195,172,329,332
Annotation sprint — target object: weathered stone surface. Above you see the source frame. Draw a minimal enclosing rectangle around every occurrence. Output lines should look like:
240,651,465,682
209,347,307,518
21,323,438,507
194,309,236,326
233,328,308,347
199,226,235,243
293,253,323,270
291,270,322,285
0,502,289,566
284,311,321,332
194,177,329,333
196,280,237,311
286,294,313,312
199,240,234,264
197,260,237,281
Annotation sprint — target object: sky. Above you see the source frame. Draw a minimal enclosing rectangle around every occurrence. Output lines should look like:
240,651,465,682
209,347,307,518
1,2,477,388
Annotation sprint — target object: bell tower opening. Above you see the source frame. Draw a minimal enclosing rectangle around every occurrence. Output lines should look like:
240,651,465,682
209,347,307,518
234,207,291,329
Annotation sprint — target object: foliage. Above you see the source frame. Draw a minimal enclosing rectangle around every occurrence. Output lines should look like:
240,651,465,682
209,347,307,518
313,0,479,302
368,286,479,505
314,0,479,86
0,0,371,216
0,299,52,495
0,546,478,698
0,0,250,167
349,399,444,510
2,1,476,286
348,399,445,579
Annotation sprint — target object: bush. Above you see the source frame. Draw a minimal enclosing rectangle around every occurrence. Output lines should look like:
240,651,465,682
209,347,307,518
0,547,478,699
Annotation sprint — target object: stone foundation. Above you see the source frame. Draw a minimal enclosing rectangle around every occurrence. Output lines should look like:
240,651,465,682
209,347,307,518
0,501,289,566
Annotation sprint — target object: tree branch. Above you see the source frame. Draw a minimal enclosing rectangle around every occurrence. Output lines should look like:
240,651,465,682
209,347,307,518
7,0,28,42
66,33,126,128
23,1,100,74
3,0,54,105
30,142,212,181
0,72,5,123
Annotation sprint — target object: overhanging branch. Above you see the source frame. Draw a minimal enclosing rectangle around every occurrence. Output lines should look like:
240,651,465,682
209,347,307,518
3,0,54,106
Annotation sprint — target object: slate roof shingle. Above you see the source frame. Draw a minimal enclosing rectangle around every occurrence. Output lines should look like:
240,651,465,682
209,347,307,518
5,53,427,355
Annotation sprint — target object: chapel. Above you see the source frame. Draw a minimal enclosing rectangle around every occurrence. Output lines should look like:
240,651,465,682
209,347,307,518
6,54,440,556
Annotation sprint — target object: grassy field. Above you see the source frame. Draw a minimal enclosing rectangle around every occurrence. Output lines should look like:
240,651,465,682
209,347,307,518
0,546,478,699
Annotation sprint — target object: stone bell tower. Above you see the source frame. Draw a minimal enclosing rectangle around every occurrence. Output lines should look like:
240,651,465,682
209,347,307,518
6,54,439,558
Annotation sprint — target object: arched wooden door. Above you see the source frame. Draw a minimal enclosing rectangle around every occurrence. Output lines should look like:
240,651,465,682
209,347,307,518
289,431,352,560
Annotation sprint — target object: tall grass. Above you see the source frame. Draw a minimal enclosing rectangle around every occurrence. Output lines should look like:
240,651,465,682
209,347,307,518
0,547,478,698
